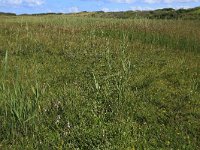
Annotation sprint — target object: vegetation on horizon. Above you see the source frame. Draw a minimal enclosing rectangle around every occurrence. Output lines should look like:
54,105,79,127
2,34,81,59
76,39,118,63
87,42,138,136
0,15,199,149
1,6,200,20
74,6,200,20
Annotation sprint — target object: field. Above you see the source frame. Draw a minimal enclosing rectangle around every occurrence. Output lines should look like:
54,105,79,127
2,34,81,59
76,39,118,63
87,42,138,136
0,15,200,149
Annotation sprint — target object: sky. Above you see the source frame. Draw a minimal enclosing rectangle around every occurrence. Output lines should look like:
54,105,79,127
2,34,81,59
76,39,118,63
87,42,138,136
0,0,200,14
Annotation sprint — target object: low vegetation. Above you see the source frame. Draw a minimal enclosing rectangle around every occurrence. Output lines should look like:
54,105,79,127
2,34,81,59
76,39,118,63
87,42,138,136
0,14,199,149
1,7,200,20
72,7,200,20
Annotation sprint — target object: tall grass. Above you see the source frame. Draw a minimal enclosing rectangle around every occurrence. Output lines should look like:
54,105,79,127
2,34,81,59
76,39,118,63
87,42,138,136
0,52,41,143
0,15,199,149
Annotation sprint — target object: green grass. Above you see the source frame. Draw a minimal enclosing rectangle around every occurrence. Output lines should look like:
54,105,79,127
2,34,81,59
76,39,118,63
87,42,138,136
68,7,200,20
192,9,200,14
0,16,200,149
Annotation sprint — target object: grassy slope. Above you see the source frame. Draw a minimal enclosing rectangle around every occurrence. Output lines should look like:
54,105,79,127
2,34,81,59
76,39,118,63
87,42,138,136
0,16,199,149
1,7,200,20
70,7,200,20
191,9,200,14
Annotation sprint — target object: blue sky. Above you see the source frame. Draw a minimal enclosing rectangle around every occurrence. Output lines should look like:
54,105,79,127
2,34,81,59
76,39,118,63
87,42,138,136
0,0,200,14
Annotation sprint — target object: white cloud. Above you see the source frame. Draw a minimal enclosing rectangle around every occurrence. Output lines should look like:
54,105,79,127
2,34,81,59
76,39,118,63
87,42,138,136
131,6,155,10
142,0,199,3
68,6,79,13
25,0,44,6
0,0,44,6
101,7,110,12
109,0,200,3
109,0,135,3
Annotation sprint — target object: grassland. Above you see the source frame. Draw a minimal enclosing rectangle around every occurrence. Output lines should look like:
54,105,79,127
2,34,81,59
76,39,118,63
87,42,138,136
71,7,200,20
0,15,200,149
1,7,200,20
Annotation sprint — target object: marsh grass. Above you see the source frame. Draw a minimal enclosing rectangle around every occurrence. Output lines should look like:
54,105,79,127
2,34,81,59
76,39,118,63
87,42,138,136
0,16,199,149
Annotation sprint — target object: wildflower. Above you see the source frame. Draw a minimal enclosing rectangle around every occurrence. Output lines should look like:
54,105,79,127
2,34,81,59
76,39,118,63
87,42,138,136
54,100,61,109
55,115,61,124
67,122,71,128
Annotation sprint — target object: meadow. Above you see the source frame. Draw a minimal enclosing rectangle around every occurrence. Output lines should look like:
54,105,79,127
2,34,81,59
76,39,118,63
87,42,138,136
0,15,199,149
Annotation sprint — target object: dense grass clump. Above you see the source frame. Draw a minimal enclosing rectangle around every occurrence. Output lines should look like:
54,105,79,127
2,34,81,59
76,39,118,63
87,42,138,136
0,16,199,149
